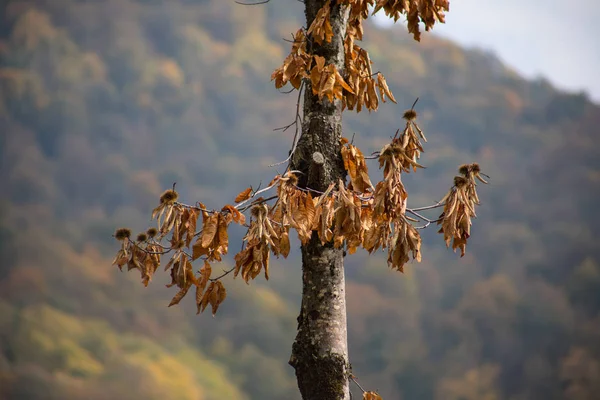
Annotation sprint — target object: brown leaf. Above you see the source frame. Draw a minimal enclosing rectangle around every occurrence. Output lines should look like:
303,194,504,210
279,231,290,258
216,213,229,254
305,192,316,227
235,187,253,203
195,284,204,315
377,72,396,103
168,283,191,307
341,141,373,193
222,204,246,225
112,250,129,270
210,281,227,315
200,281,214,313
334,67,354,94
307,0,333,45
201,214,219,248
185,209,199,248
262,244,270,280
192,239,210,260
198,261,211,291
142,254,156,287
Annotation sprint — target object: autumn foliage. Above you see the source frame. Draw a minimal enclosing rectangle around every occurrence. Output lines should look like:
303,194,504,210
112,4,484,396
113,110,486,314
3,0,598,398
272,0,447,111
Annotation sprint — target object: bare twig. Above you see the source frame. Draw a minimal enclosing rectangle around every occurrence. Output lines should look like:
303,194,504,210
237,195,278,213
364,151,381,160
269,82,305,168
349,375,366,393
410,97,419,110
406,209,433,222
278,87,296,94
235,180,281,210
175,201,217,214
210,266,237,281
131,243,173,255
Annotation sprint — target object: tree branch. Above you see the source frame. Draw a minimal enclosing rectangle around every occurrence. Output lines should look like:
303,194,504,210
270,82,305,168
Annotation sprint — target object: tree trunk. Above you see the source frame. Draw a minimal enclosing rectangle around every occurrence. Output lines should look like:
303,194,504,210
288,1,351,399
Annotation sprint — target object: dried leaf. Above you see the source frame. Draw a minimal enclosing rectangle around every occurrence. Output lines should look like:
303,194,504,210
192,239,210,260
168,283,191,307
211,281,227,315
201,214,219,248
184,209,199,248
279,231,290,258
377,72,396,103
262,245,270,280
216,213,229,255
222,204,246,225
200,281,214,313
363,391,383,400
341,140,373,192
307,0,333,45
198,261,211,292
235,187,253,203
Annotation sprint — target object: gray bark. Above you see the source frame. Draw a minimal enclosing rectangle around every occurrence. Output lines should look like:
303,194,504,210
288,1,351,399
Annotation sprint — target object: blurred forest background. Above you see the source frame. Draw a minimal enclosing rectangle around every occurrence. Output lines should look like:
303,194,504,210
1,0,599,399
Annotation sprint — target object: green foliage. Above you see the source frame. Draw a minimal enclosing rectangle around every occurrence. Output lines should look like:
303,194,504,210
1,1,599,399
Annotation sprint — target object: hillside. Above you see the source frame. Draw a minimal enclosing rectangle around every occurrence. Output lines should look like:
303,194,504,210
1,1,599,399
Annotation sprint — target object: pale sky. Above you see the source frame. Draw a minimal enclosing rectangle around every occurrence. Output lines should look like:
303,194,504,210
374,0,600,103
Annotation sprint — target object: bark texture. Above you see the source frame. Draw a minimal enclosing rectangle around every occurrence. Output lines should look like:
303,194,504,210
288,1,351,399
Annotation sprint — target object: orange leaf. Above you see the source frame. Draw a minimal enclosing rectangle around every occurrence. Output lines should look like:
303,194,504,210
222,204,246,225
363,391,383,400
235,187,253,203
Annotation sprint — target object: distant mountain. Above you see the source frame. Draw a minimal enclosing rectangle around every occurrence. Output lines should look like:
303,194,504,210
1,1,599,399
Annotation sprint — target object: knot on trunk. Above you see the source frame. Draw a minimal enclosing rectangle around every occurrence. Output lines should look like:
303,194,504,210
308,151,326,187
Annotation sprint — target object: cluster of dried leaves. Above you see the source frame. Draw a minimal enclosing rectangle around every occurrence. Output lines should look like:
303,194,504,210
437,162,488,256
110,2,474,398
373,0,450,41
272,0,396,112
271,29,310,90
272,0,447,112
360,110,427,271
112,107,486,314
112,0,478,320
112,188,246,315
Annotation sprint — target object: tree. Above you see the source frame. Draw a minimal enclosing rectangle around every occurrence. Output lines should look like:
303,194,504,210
111,1,487,399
